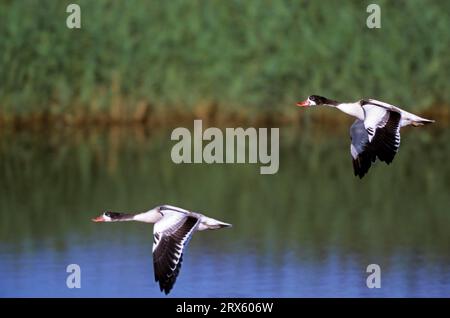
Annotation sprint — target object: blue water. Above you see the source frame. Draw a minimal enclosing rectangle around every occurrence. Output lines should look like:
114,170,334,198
1,233,450,297
1,128,449,298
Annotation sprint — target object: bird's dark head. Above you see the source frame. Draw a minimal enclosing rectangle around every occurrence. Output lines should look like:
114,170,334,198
296,95,337,107
92,211,131,222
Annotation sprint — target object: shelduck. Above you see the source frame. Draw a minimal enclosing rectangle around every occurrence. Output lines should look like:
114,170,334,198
92,204,232,294
297,95,434,178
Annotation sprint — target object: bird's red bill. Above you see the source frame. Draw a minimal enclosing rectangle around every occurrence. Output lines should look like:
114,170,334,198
92,215,105,222
296,100,309,107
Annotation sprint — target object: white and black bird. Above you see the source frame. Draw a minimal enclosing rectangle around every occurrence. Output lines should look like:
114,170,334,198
92,205,232,294
297,95,434,178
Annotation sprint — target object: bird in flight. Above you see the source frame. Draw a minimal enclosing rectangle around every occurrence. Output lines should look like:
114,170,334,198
92,204,232,294
296,95,434,178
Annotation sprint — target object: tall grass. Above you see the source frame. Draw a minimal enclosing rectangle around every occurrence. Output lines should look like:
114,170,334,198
0,0,449,123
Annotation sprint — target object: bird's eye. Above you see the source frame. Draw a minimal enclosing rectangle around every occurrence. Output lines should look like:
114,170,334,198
105,212,111,217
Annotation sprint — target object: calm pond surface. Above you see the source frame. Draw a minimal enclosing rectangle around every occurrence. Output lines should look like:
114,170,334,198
1,123,449,297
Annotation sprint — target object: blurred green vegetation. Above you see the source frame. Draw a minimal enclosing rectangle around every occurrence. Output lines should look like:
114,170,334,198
0,125,449,258
0,0,449,123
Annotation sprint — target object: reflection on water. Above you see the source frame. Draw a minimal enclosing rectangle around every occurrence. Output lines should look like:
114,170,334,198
0,124,449,297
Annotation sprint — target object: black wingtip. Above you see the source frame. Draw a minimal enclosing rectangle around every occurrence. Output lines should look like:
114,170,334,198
352,157,370,179
157,279,174,295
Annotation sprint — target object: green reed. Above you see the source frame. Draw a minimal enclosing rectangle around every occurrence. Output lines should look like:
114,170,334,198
0,0,449,122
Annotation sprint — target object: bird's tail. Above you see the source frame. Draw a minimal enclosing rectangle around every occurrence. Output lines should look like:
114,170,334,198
401,113,435,127
412,117,435,126
199,216,232,230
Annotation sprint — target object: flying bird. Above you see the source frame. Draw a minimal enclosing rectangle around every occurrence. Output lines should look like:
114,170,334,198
296,95,434,178
92,204,232,294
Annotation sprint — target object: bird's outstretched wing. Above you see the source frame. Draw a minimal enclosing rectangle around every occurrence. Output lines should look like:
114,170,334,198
350,104,401,178
152,212,200,294
363,103,401,164
350,119,376,178
362,99,400,112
